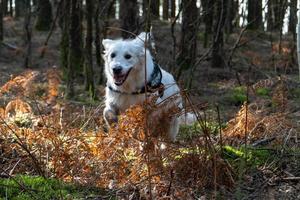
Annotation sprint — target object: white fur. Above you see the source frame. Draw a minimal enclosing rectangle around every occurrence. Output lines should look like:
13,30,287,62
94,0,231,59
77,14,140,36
102,32,194,141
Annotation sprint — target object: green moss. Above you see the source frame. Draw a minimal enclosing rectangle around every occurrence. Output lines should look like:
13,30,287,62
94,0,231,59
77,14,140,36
256,87,270,97
0,175,109,200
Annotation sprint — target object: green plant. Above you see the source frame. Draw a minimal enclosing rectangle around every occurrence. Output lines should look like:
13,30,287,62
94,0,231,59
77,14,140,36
225,86,247,105
0,175,108,200
256,87,270,97
222,145,274,167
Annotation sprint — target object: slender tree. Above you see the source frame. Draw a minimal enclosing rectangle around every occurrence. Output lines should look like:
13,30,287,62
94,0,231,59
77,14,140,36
60,0,70,72
288,0,297,37
120,0,139,38
2,0,8,16
150,0,160,19
23,0,32,68
247,0,262,30
162,0,169,20
201,0,214,48
170,0,176,18
211,0,228,68
107,0,116,19
9,0,12,16
176,0,198,80
94,0,104,84
35,0,53,31
266,0,273,31
66,0,82,98
15,0,26,17
84,0,95,98
225,0,238,33
143,0,159,19
0,0,3,41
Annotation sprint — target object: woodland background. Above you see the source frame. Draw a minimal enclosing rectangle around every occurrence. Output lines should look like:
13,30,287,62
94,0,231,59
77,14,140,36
0,0,300,199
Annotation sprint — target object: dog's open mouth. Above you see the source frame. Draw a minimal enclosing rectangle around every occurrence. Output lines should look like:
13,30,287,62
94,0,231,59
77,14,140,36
113,68,132,86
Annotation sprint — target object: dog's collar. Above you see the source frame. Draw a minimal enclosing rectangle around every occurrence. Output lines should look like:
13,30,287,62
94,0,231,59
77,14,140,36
107,62,164,97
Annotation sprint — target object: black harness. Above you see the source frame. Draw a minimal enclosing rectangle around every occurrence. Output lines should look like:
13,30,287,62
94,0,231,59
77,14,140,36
107,62,164,97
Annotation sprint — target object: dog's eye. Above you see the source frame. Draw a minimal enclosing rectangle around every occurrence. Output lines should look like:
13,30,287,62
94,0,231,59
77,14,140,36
111,53,116,58
124,54,132,60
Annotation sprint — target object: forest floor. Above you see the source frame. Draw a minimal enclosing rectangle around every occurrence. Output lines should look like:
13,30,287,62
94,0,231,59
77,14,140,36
0,17,300,199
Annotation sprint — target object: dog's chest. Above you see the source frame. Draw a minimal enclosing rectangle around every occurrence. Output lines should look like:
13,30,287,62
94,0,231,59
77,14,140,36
108,92,146,112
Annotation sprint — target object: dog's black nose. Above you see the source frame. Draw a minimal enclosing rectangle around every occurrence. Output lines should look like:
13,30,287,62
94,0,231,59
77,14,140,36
112,66,122,74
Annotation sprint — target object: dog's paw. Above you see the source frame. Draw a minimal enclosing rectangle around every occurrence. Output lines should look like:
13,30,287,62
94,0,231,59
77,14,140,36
103,109,118,126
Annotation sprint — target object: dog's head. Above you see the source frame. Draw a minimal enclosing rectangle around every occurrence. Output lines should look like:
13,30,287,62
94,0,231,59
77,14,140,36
102,33,150,86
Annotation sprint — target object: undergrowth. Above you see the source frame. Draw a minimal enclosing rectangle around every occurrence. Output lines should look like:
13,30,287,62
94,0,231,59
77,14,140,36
0,69,298,199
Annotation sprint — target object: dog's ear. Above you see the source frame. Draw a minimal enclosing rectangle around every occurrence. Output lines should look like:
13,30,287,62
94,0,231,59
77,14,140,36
102,39,114,50
134,32,149,47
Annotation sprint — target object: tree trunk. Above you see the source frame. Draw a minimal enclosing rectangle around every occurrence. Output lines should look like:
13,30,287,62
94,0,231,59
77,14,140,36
0,0,3,41
266,0,273,31
297,11,300,80
162,0,169,20
176,0,198,80
60,0,70,72
23,0,32,68
84,0,95,99
2,0,8,16
201,0,214,48
35,0,53,31
151,0,160,19
107,0,116,19
211,0,227,68
247,0,262,30
9,0,12,16
120,0,139,38
288,0,297,37
94,0,104,84
225,0,237,33
273,0,288,32
66,0,82,98
15,0,26,18
170,0,176,18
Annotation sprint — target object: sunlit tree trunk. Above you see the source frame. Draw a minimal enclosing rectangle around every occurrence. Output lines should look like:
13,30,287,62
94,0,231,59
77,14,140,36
35,0,53,31
120,0,139,38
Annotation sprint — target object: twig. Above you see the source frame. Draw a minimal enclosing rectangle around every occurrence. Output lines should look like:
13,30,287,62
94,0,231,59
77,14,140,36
1,41,18,50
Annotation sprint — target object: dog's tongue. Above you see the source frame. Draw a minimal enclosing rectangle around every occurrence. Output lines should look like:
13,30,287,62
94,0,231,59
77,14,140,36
114,74,126,85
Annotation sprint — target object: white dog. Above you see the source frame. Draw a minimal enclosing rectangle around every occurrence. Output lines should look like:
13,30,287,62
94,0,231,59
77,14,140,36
102,32,194,141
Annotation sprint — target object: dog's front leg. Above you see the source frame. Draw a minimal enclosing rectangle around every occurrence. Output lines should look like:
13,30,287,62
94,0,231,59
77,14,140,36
103,106,118,127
